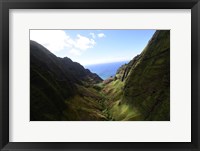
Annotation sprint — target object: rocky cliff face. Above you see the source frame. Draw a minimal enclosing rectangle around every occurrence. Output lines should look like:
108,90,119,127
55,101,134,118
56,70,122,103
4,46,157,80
123,30,170,120
30,40,103,121
103,30,170,121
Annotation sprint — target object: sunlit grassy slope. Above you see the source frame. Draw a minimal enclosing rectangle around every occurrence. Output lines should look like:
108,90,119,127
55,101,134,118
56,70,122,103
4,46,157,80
102,30,170,121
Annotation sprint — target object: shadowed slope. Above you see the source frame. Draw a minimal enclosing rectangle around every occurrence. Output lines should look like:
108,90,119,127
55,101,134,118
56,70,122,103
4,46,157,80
30,40,103,121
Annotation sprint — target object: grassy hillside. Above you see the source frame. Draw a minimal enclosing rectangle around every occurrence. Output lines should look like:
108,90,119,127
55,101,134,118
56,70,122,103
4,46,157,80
30,41,104,121
103,30,170,121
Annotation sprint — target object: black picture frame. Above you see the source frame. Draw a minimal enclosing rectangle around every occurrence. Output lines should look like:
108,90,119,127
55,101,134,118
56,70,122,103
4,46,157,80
0,0,199,150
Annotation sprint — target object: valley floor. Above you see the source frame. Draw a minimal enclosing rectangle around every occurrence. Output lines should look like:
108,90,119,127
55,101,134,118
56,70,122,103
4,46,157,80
64,78,140,121
64,84,113,121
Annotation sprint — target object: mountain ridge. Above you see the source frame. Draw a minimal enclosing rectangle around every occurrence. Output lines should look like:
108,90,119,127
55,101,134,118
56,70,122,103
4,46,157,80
30,40,103,120
102,30,170,121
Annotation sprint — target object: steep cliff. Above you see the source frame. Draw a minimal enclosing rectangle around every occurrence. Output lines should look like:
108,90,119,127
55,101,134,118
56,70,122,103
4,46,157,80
30,40,103,121
103,30,170,121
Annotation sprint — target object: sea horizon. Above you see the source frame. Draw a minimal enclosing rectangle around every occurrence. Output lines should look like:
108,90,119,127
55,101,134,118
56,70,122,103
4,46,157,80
84,60,129,80
83,60,130,66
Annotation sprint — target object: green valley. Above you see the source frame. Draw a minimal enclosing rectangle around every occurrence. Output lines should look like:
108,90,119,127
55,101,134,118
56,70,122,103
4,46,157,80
30,30,170,121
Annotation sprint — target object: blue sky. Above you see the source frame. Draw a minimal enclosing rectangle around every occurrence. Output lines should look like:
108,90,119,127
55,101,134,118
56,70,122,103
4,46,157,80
30,29,155,65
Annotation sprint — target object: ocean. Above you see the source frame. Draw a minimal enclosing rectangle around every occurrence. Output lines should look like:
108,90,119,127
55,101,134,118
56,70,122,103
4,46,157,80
84,61,129,80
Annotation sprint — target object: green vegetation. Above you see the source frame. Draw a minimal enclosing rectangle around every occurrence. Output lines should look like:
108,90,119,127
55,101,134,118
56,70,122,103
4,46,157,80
30,30,170,121
123,30,170,121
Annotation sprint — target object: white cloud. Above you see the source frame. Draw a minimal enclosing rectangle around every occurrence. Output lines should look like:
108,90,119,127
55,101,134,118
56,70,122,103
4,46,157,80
75,34,96,50
97,33,106,38
69,48,81,56
30,30,96,56
89,32,106,39
30,30,70,52
89,32,96,39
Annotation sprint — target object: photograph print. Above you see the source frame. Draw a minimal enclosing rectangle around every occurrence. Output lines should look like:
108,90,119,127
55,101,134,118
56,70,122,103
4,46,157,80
30,29,170,121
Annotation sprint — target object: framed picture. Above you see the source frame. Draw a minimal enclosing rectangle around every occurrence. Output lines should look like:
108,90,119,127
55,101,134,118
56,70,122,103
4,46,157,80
0,0,199,150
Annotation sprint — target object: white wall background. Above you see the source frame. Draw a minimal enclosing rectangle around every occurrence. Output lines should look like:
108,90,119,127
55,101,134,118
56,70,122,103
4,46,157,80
9,9,191,142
